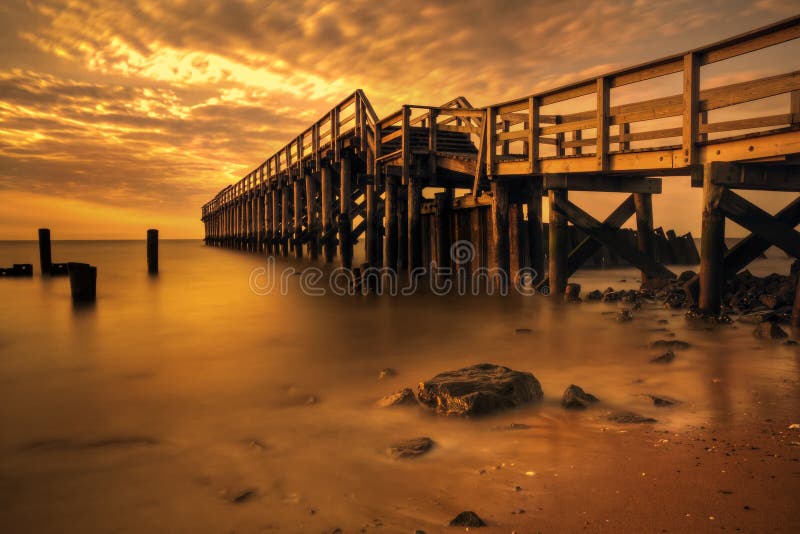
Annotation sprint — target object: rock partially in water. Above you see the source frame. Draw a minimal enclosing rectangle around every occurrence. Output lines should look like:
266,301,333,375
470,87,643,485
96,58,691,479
650,350,675,364
514,328,533,335
608,411,657,424
648,394,680,407
377,388,417,407
586,289,603,301
753,321,788,339
387,437,434,459
231,489,256,504
561,384,599,410
565,283,581,302
493,423,532,431
616,309,633,322
649,339,690,351
417,363,543,416
449,511,486,527
738,310,777,324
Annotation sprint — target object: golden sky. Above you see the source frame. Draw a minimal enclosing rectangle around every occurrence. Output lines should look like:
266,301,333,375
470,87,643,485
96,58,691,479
0,0,798,239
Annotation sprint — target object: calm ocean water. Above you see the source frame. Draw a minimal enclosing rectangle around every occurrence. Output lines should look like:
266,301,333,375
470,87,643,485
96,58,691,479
0,240,796,533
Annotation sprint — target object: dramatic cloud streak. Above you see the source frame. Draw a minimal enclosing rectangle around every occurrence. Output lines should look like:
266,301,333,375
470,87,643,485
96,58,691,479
0,0,797,238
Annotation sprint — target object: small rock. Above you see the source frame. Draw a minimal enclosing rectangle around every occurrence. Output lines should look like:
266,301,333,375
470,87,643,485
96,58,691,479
514,328,532,335
561,384,599,410
414,530,426,534
232,489,256,503
616,309,633,322
387,437,434,459
608,411,656,424
378,368,397,380
649,339,690,350
377,388,417,407
785,339,798,346
564,283,581,302
586,289,603,301
648,394,680,407
753,322,788,339
494,423,532,431
449,511,486,527
650,350,675,364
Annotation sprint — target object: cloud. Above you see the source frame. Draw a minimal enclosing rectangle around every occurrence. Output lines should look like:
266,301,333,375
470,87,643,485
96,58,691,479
0,0,797,238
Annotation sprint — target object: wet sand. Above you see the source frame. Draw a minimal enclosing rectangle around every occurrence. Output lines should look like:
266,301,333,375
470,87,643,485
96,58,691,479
1,241,799,533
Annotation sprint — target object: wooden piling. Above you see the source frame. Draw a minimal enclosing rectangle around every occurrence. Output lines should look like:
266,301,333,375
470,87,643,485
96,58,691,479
548,189,568,298
490,179,510,275
366,182,378,267
321,164,335,262
793,271,800,331
38,228,52,276
147,229,158,274
339,157,353,269
306,171,319,261
408,177,422,271
294,178,304,259
527,178,544,282
68,262,96,303
398,187,409,270
698,169,726,314
435,192,452,270
384,174,398,270
270,187,280,255
634,193,655,285
281,183,291,256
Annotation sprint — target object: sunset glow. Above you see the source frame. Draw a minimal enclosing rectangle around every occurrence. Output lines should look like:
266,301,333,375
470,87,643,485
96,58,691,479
1,0,798,239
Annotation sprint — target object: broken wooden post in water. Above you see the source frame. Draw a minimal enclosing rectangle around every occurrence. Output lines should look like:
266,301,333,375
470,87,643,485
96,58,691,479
147,229,158,274
68,262,96,303
38,228,52,276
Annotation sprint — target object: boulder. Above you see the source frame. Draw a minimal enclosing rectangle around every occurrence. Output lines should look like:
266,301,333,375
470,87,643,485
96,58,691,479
561,384,599,410
753,321,788,339
616,309,633,322
648,394,680,407
417,363,543,416
449,511,486,527
387,437,434,459
377,388,417,407
586,289,603,301
378,368,397,380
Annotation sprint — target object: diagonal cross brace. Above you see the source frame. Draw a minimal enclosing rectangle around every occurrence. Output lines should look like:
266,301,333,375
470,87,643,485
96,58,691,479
537,195,637,288
553,196,676,280
718,189,800,259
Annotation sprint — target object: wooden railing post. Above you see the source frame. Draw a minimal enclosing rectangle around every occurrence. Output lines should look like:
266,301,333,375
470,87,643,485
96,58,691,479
682,52,700,167
528,97,539,174
596,77,610,171
486,106,497,176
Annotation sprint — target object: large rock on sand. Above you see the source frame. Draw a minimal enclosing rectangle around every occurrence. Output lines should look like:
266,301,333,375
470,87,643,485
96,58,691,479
417,363,543,416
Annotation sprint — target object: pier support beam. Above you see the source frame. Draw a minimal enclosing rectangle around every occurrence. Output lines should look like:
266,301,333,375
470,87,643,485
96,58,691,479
281,183,291,256
384,174,398,271
366,181,379,267
408,177,422,271
339,157,353,269
548,189,568,298
294,178,304,260
698,169,726,314
634,192,655,285
527,178,544,283
270,188,279,255
321,164,335,262
435,191,452,271
147,229,158,274
490,179,510,276
306,172,319,261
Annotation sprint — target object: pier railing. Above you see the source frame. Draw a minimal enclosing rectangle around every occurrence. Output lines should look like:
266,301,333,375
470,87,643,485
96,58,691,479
481,15,800,177
201,89,378,218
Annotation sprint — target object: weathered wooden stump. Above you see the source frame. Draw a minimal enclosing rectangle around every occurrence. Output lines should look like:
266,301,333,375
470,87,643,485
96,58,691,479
38,228,52,275
147,229,158,274
68,262,97,303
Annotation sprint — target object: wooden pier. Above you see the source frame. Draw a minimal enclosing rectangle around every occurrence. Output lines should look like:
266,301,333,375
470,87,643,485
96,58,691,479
202,15,800,311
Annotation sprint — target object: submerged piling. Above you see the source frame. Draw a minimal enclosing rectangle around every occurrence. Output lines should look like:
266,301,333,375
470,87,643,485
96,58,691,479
38,228,52,275
68,262,96,303
147,229,158,274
